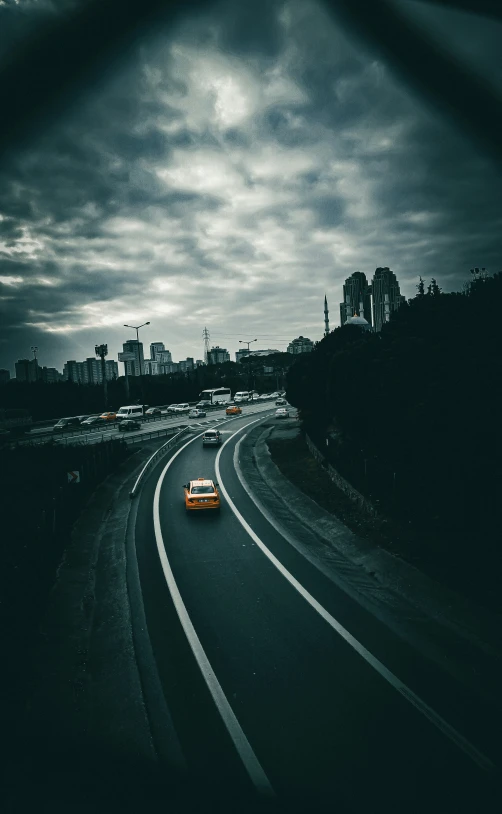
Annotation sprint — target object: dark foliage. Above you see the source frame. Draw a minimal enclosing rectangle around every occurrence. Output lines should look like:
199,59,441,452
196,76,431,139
286,274,502,566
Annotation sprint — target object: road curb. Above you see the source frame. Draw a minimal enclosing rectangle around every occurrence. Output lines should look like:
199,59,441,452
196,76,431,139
238,420,502,704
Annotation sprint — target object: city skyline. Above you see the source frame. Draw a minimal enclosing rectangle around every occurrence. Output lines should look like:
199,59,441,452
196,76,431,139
1,2,501,375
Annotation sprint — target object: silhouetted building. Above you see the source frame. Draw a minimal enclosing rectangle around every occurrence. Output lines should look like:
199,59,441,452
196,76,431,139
345,314,372,332
121,339,144,377
371,267,405,331
324,295,330,336
340,271,372,327
235,349,250,363
144,359,160,376
150,342,165,360
0,369,10,384
15,358,40,382
207,346,230,364
41,366,62,383
287,336,314,354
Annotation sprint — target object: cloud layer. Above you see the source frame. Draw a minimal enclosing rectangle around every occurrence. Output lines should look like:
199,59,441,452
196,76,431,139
1,0,501,373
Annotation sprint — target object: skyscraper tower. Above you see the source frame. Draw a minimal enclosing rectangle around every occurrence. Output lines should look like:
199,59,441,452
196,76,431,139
324,295,330,337
371,267,405,331
339,271,372,327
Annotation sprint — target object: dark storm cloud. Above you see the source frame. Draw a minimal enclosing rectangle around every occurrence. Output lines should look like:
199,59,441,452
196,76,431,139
0,0,501,373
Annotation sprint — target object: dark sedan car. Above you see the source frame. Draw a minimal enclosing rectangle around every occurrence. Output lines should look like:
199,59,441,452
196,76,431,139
118,419,141,432
52,417,81,431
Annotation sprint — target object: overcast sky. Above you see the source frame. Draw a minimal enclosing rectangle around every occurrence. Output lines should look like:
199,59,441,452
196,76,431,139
0,0,501,375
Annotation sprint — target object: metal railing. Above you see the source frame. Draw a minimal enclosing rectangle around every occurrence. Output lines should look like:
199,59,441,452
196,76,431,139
129,426,192,498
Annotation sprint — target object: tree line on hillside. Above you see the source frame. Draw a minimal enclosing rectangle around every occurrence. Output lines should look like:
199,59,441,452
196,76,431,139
0,353,294,421
286,273,502,556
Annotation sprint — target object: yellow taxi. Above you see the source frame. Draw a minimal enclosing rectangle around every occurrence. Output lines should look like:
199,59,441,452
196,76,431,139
100,411,117,421
226,405,242,415
183,478,221,513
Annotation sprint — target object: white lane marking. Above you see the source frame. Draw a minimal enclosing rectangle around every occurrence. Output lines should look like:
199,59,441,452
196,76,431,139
215,427,494,772
153,417,275,797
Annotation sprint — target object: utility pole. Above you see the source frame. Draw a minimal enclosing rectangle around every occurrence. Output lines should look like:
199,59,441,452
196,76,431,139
124,321,150,404
95,344,108,409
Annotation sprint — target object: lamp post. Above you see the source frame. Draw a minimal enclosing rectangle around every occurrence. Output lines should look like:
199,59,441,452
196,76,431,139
239,339,257,392
124,321,150,404
95,344,108,409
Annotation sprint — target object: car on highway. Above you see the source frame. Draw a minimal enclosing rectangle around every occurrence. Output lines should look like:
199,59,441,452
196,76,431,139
52,416,81,431
118,419,141,432
226,405,242,415
275,408,290,419
202,429,222,446
196,400,212,409
145,407,161,416
275,398,287,406
183,478,221,512
100,411,118,421
188,408,206,418
80,415,104,426
172,403,190,413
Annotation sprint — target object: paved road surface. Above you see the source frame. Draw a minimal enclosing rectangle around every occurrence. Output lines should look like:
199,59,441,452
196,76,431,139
133,412,501,813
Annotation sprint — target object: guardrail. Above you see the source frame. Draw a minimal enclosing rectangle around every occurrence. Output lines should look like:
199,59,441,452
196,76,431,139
129,426,193,498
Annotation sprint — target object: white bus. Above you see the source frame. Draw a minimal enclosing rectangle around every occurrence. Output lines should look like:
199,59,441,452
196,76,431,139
234,391,251,403
198,387,232,406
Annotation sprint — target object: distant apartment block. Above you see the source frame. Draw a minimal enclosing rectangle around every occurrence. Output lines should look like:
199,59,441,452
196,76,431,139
144,359,160,376
0,369,11,384
371,267,405,331
150,342,165,360
207,346,230,364
15,358,41,382
235,349,250,363
64,358,117,384
339,271,372,327
178,358,195,373
121,339,144,377
41,366,63,384
287,336,314,354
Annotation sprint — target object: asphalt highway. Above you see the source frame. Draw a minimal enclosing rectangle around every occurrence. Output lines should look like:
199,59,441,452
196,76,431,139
134,412,501,814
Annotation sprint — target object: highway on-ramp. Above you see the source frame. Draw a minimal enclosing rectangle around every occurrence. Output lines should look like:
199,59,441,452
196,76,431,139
133,411,501,814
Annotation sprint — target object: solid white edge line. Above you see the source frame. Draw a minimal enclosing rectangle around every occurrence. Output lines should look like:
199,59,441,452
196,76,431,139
215,426,494,773
153,415,276,797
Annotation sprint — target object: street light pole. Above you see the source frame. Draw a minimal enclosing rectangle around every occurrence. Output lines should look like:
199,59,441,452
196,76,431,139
239,339,257,393
124,321,150,404
95,344,108,409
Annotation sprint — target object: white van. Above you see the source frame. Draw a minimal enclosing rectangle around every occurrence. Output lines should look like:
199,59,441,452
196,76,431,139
116,405,146,421
234,391,251,403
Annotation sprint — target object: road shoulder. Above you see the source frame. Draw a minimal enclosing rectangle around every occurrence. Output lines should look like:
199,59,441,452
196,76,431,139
238,419,502,706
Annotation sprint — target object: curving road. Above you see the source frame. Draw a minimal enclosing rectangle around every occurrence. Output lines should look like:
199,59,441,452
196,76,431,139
133,412,501,814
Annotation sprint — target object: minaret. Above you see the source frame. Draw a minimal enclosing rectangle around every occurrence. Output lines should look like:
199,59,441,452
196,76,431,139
324,294,330,336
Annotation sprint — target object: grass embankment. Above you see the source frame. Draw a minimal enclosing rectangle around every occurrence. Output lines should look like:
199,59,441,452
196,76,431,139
267,432,501,614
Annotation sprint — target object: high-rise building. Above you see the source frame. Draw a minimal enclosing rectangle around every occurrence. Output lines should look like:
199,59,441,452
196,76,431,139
41,366,62,383
371,267,405,331
105,360,118,381
235,349,250,363
15,358,41,382
178,358,194,373
287,336,314,354
339,271,372,327
207,346,230,365
156,350,172,364
64,360,83,383
195,359,204,368
0,369,11,384
160,362,179,375
150,342,165,360
121,339,144,377
144,359,160,376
